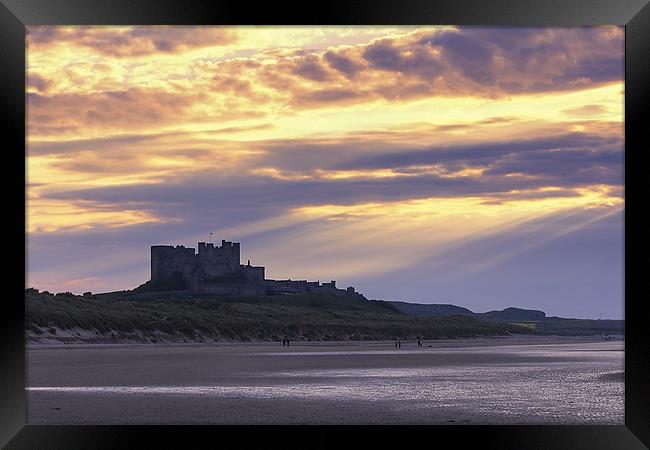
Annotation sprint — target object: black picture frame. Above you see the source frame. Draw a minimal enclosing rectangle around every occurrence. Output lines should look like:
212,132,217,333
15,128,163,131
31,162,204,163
2,0,648,448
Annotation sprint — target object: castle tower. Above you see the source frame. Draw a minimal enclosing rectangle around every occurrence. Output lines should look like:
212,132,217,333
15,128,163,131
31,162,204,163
150,245,195,289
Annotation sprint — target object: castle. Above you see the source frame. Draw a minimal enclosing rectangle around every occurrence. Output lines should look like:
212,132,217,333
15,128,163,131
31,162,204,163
148,240,360,298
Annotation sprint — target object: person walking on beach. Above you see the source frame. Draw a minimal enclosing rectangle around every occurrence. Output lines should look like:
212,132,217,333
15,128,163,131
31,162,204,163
398,339,401,349
395,340,398,348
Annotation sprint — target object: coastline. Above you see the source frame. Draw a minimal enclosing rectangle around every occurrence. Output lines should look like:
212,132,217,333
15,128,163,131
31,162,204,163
27,332,622,348
26,338,624,425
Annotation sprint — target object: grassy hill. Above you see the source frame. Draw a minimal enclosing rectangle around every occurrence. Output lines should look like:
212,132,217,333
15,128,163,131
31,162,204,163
389,302,544,321
388,301,474,317
25,290,530,343
388,301,623,336
476,307,546,322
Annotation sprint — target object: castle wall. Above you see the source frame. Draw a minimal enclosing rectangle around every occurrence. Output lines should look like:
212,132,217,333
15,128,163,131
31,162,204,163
188,278,264,296
242,265,265,283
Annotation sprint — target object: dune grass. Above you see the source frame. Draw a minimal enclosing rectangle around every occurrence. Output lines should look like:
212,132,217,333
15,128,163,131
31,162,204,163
25,290,529,342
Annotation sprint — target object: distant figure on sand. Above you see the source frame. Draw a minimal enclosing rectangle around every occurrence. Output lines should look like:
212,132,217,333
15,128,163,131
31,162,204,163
398,340,401,349
394,340,398,348
417,339,422,347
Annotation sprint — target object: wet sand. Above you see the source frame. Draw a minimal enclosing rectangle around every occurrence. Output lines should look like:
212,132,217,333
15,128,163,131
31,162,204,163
26,336,624,424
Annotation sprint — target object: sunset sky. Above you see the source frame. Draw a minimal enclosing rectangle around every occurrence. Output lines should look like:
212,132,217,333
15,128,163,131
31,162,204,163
26,26,624,318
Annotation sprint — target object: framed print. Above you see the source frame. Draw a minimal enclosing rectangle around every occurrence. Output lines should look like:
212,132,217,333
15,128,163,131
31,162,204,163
2,0,649,448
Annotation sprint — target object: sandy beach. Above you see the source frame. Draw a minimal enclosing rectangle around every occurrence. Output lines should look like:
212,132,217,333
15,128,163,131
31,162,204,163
26,336,624,425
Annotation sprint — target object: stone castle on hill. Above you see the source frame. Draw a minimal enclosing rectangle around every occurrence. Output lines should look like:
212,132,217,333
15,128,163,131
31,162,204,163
147,239,360,297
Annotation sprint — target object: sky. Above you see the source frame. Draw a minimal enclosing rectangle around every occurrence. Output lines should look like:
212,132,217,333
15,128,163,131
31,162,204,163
26,26,624,319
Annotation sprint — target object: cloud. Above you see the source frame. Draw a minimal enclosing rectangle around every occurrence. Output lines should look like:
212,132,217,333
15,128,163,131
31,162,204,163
356,27,619,99
26,26,623,138
27,87,267,136
276,27,621,109
248,26,623,109
30,127,623,220
28,123,274,157
562,104,608,117
324,50,363,78
38,132,622,232
293,56,332,82
27,26,238,57
28,131,175,156
27,73,53,93
27,88,201,132
432,116,518,132
323,132,623,183
294,88,368,106
362,41,405,71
